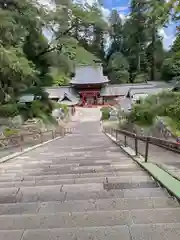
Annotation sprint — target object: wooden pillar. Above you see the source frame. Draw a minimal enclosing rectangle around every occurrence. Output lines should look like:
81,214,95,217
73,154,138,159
82,93,85,106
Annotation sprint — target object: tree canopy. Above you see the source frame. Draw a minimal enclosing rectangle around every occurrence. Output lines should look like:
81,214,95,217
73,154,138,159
0,0,179,121
0,0,106,120
105,0,180,84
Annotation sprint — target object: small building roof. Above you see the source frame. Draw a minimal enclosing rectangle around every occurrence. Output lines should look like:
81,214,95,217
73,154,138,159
45,86,77,99
71,65,109,85
58,93,79,106
147,81,173,88
172,82,180,91
19,94,35,103
100,83,156,96
128,87,168,98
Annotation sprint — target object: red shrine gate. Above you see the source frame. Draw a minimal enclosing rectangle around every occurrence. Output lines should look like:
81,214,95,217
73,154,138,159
79,90,100,106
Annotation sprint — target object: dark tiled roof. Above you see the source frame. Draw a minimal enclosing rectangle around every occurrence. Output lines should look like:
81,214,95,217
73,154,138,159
172,82,180,91
59,93,79,106
128,87,168,97
45,87,77,99
59,100,79,106
45,82,172,101
19,94,35,103
147,81,172,88
71,65,109,84
100,83,156,96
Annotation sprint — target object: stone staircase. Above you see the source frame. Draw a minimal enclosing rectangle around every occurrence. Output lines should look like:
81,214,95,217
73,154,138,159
0,121,179,240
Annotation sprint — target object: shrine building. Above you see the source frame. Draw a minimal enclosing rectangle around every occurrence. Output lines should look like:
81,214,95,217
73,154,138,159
19,64,173,107
46,64,172,107
46,64,127,107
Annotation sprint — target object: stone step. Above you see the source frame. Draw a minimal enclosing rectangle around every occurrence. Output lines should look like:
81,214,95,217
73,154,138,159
61,182,158,193
2,160,134,167
0,230,24,240
0,211,131,230
1,223,180,240
3,166,142,176
131,208,180,224
64,188,168,201
0,171,148,181
0,176,155,188
38,197,179,214
74,175,153,184
0,160,134,169
130,223,180,240
0,208,180,230
1,163,138,171
0,185,168,204
10,223,180,240
0,197,178,216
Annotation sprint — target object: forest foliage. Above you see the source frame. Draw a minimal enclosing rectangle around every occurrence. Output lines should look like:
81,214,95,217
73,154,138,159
127,91,180,136
105,0,180,84
0,0,179,121
0,0,106,120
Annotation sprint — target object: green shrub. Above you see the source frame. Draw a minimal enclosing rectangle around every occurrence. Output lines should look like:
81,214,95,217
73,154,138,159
134,73,148,83
128,91,180,129
0,104,19,118
100,106,111,120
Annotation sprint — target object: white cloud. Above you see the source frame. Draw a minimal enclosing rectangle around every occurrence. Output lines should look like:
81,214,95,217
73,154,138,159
101,7,111,18
75,0,97,5
158,28,175,49
119,13,127,23
163,35,175,50
38,0,55,10
115,6,129,12
159,29,167,39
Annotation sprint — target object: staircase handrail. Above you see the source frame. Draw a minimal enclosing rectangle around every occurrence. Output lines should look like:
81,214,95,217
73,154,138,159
104,127,180,163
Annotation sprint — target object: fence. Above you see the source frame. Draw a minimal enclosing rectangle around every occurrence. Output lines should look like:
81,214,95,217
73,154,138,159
0,126,73,156
118,116,176,141
104,127,180,166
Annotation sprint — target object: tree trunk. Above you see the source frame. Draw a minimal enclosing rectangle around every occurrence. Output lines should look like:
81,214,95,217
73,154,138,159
137,41,141,73
150,23,156,81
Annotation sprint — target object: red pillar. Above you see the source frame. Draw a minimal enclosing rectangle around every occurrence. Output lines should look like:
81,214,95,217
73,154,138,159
82,93,86,106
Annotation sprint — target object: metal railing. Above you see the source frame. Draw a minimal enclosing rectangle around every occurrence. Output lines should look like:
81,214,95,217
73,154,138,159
0,126,73,154
104,127,180,163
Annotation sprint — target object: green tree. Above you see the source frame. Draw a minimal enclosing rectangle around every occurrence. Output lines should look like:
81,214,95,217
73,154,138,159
108,9,123,58
146,0,168,80
161,33,180,82
107,52,129,83
0,0,104,120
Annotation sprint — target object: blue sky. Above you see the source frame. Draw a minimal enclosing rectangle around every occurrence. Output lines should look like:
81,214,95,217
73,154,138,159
100,0,176,49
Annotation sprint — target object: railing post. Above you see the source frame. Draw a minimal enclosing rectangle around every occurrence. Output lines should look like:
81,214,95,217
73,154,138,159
40,131,43,143
115,130,118,141
124,135,127,147
52,130,54,139
135,135,138,156
62,127,65,136
20,135,23,152
145,137,149,162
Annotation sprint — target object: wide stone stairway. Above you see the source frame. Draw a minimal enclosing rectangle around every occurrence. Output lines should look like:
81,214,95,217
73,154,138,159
0,120,180,240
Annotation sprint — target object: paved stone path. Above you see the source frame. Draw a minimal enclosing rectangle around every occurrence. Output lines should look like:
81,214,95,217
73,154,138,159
0,109,180,239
